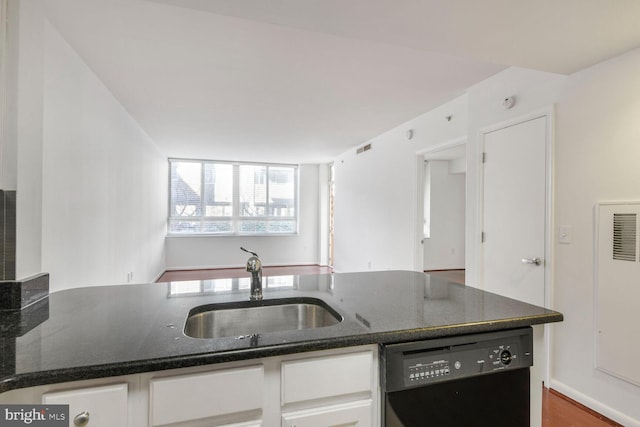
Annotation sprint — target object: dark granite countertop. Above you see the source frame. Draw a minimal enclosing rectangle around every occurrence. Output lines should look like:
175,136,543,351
0,271,562,393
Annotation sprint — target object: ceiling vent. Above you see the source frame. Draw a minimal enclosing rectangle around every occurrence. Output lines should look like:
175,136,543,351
356,143,372,155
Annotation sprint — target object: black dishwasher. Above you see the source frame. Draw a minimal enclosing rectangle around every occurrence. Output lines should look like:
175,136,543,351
380,327,533,426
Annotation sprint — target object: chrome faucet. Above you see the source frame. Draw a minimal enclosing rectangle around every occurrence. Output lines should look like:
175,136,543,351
240,247,263,300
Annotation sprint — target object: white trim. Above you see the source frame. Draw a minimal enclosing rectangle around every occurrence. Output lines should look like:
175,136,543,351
476,106,555,386
548,379,640,427
413,154,424,271
415,136,467,156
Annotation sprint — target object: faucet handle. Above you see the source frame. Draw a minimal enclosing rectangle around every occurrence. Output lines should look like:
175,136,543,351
246,257,262,273
240,247,259,258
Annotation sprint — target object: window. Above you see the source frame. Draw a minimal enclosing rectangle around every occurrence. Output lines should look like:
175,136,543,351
168,275,297,297
169,159,298,235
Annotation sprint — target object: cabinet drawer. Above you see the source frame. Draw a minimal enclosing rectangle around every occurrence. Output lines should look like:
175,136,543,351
219,421,262,427
282,399,372,426
42,383,127,427
281,351,372,405
149,365,263,426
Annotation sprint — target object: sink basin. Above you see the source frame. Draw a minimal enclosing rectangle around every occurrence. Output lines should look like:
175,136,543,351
184,297,343,339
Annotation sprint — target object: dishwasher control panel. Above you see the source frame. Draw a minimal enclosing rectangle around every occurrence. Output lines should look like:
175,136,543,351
381,327,533,392
404,340,523,386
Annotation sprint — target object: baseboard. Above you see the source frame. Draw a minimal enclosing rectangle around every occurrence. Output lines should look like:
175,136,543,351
152,269,166,283
548,379,640,427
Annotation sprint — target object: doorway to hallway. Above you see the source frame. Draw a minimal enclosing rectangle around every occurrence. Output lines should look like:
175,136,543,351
418,139,466,272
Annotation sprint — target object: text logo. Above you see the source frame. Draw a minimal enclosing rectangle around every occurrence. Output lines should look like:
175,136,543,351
0,405,68,426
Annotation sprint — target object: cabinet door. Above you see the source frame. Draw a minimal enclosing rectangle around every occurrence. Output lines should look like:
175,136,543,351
281,351,372,405
149,365,263,426
281,399,372,427
42,383,127,427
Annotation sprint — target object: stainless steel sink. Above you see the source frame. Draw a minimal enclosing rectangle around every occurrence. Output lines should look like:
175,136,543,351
184,297,342,339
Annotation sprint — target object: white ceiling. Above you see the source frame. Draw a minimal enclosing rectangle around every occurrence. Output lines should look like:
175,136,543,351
43,0,640,163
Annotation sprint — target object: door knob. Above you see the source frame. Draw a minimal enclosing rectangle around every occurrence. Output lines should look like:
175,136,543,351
521,257,541,266
73,411,90,426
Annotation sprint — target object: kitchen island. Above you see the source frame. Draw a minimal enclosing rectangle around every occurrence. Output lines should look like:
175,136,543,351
0,271,562,425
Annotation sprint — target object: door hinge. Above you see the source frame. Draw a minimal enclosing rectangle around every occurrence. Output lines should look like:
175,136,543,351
482,152,487,163
481,231,485,243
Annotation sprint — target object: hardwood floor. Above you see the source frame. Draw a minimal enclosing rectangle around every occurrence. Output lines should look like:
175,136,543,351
157,265,333,282
159,266,619,426
542,387,622,427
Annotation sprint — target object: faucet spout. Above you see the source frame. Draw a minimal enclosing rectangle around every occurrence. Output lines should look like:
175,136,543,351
241,247,263,300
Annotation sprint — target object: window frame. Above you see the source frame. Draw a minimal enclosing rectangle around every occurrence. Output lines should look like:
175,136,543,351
168,158,299,236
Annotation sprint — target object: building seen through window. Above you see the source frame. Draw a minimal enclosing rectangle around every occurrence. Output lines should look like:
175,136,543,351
169,159,298,235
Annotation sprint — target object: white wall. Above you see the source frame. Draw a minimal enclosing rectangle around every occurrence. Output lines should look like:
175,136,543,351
333,95,467,273
462,60,640,424
15,0,45,279
461,63,640,425
165,163,321,270
334,57,640,424
15,1,167,291
423,160,465,270
550,49,640,426
0,0,18,191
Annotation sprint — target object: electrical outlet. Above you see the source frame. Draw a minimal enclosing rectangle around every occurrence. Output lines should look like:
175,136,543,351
127,272,133,283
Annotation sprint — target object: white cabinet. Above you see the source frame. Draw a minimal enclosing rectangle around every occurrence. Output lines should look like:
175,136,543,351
3,345,378,427
145,347,376,427
280,350,376,427
282,399,372,427
149,365,263,426
281,351,373,405
42,383,127,427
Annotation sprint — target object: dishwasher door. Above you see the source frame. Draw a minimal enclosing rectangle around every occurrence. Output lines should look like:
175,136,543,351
381,327,533,427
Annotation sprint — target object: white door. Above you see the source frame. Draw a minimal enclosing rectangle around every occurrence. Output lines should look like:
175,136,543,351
481,115,548,307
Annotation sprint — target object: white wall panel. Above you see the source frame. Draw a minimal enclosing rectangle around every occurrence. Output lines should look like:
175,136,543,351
553,50,640,425
333,95,468,273
39,21,167,291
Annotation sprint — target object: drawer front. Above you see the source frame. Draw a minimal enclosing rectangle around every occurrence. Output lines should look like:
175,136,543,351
149,365,263,426
282,399,372,427
219,421,262,427
281,351,373,405
42,383,127,427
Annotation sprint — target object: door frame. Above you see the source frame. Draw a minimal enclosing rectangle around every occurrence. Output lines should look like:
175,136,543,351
476,107,555,386
414,137,467,272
